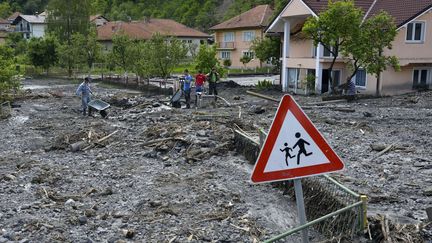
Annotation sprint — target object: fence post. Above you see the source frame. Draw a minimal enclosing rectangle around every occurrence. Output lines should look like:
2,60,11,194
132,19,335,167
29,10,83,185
360,195,368,230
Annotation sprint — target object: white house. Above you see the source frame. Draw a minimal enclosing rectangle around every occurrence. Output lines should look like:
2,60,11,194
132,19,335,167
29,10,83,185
12,14,47,40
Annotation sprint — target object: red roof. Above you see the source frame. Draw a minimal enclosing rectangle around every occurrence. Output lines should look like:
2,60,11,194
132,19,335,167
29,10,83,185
210,5,274,30
366,0,432,27
97,19,210,41
302,0,432,28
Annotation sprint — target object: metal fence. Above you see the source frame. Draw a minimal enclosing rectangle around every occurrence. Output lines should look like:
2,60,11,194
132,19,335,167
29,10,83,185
234,129,367,242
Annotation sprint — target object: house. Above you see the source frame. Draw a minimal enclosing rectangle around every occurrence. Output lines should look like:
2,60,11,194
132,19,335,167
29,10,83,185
7,12,21,24
90,15,109,27
12,14,47,40
209,5,274,69
97,19,211,56
0,18,11,31
266,0,432,95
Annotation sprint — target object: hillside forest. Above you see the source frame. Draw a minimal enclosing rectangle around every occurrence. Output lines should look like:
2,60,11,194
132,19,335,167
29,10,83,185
0,0,289,30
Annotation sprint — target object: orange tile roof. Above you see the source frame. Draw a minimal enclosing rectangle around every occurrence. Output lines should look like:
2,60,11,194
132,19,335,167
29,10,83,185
97,19,210,41
210,5,273,30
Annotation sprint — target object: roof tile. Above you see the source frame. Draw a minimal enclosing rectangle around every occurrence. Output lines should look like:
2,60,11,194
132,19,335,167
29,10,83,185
210,5,273,30
97,19,210,41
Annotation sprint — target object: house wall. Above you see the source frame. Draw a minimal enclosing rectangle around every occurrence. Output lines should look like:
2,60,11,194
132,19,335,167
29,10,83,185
32,24,45,38
384,10,432,62
178,37,207,57
93,18,108,27
215,28,265,69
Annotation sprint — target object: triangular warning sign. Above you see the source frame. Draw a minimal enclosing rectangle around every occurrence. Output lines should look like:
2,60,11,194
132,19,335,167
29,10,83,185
251,95,344,183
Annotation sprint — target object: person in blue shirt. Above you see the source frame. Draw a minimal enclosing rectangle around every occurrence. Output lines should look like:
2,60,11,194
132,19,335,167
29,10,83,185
76,77,93,116
183,69,193,109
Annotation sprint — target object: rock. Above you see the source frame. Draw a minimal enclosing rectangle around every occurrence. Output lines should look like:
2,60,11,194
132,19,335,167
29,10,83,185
149,200,162,208
85,209,97,218
370,143,387,151
197,130,207,137
3,174,16,181
253,106,265,114
152,102,161,108
19,239,29,243
64,199,76,208
122,229,135,239
100,187,113,196
233,96,241,100
423,187,432,197
78,216,88,225
426,207,432,221
363,111,373,117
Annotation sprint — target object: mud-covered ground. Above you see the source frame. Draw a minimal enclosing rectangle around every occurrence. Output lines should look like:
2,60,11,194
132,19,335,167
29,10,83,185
0,78,431,242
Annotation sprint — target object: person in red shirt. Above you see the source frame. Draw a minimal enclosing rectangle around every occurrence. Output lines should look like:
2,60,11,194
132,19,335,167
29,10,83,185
194,70,206,106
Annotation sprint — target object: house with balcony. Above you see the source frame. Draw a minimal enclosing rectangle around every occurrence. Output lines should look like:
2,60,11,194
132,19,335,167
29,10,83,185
267,0,432,95
209,5,273,69
12,14,47,40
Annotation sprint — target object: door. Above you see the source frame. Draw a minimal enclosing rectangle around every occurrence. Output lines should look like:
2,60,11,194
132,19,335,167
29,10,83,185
321,70,341,93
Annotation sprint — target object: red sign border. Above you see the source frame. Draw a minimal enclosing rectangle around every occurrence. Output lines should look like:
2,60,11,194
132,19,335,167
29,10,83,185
251,95,344,184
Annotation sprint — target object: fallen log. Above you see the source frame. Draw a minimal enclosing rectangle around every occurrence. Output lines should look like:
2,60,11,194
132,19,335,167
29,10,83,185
371,143,395,161
82,130,119,151
246,90,280,103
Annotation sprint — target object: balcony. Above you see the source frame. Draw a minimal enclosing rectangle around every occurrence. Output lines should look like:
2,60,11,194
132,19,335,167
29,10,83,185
216,42,236,50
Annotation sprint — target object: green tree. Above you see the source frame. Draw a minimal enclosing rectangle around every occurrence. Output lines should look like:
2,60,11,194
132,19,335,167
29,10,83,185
0,44,20,102
84,29,103,70
0,2,12,19
130,41,153,82
360,11,399,96
251,36,280,69
27,36,59,74
111,34,134,75
46,0,91,43
58,33,86,77
240,55,252,70
303,0,363,94
146,33,187,79
195,44,218,74
6,32,28,56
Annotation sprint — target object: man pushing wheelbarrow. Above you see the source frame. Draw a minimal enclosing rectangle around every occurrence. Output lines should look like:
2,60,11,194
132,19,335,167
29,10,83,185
76,77,110,118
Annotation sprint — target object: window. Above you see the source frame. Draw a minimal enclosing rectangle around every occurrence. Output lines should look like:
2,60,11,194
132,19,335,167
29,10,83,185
354,69,367,87
323,46,335,57
287,68,299,89
413,68,430,87
406,22,425,42
223,32,235,42
242,51,254,59
187,40,193,43
243,31,255,42
221,51,231,60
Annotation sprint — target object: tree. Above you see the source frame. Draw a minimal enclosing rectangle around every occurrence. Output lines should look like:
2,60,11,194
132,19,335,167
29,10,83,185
6,32,28,56
130,41,153,83
303,0,363,94
146,33,187,80
195,44,218,74
46,0,91,43
58,33,86,77
240,55,252,70
251,36,280,69
0,44,20,102
110,34,134,76
0,2,12,19
362,11,399,96
84,29,103,70
27,36,59,74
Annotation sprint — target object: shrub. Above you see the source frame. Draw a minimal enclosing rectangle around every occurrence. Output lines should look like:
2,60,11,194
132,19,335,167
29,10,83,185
256,79,273,90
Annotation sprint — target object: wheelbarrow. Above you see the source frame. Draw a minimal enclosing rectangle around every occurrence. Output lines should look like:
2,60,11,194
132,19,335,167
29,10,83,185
88,99,110,118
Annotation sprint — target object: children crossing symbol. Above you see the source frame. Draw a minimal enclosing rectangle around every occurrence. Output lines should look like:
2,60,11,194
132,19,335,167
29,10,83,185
251,95,345,183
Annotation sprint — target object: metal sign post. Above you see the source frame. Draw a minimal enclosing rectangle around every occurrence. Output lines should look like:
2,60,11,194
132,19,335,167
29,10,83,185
294,179,309,243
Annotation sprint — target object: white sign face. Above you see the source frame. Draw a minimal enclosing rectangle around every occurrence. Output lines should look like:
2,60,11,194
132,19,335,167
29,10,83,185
264,110,330,173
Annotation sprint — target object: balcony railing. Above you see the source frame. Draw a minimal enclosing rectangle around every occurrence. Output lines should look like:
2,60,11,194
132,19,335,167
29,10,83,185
217,42,235,49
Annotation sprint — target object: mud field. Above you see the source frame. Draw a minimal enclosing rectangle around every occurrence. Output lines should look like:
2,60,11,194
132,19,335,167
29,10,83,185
0,78,431,242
